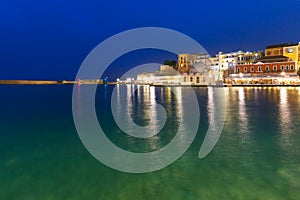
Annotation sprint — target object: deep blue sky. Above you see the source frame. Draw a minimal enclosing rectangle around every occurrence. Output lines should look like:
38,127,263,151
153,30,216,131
1,0,300,80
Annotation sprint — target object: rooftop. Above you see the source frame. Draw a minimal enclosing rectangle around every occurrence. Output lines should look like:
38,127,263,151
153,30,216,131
266,42,298,49
257,55,289,63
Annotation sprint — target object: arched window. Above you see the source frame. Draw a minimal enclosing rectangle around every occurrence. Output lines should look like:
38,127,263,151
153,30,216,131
196,77,200,83
190,77,193,82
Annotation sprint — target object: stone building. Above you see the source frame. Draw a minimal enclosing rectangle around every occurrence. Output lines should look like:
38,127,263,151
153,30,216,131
177,53,210,73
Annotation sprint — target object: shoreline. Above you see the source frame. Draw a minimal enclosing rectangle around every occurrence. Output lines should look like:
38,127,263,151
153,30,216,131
1,80,300,87
0,80,106,85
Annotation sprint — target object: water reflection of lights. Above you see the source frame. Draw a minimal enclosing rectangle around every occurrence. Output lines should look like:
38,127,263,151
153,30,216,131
149,85,155,104
279,87,292,132
238,87,249,134
174,87,182,104
149,86,159,133
165,87,172,102
116,84,121,112
207,87,215,126
126,84,134,132
113,84,169,139
237,87,253,148
174,87,183,125
278,87,294,158
278,88,293,133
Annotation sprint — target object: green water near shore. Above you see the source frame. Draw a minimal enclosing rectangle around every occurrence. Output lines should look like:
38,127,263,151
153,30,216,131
0,85,300,199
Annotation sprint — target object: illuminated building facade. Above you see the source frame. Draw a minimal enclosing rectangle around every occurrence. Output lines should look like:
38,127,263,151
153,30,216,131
227,42,300,84
177,53,210,73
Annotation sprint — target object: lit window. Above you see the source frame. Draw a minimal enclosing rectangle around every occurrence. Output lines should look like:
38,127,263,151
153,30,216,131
244,67,247,72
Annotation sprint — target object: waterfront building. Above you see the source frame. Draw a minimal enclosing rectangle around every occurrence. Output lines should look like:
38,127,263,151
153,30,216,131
283,42,300,70
177,53,215,84
257,55,289,63
237,51,263,65
265,42,296,56
229,60,298,84
209,56,222,82
235,61,296,74
215,51,239,71
181,70,214,85
136,63,214,85
261,42,300,71
177,53,210,73
136,65,181,84
209,51,263,81
264,42,300,69
226,42,300,84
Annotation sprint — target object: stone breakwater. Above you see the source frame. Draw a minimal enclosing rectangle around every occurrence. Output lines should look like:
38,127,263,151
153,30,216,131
0,80,59,84
0,80,104,85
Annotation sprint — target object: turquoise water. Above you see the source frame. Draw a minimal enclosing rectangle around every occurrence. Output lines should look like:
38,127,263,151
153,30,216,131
1,85,300,199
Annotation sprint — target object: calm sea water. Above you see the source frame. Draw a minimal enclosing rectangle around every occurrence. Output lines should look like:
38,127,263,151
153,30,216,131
1,85,300,200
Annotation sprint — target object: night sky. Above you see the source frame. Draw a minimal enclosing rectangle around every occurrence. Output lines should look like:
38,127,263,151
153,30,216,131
1,0,300,80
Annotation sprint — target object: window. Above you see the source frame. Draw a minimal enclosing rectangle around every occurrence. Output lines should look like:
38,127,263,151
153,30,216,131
273,66,277,71
183,77,186,82
196,77,200,83
237,67,240,73
190,77,193,82
286,66,289,71
291,65,294,71
250,67,254,72
258,66,262,72
281,65,284,71
244,67,247,72
266,66,269,71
